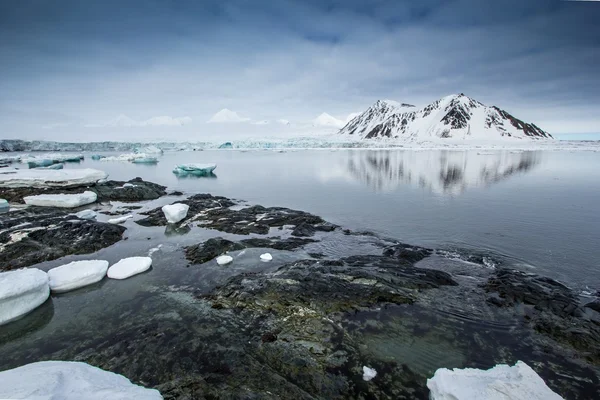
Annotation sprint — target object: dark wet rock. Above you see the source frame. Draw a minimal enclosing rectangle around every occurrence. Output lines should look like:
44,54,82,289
0,208,125,270
383,243,433,263
185,236,317,264
291,222,316,237
185,238,246,264
168,191,184,196
308,252,325,259
484,269,600,363
136,194,338,236
584,300,600,313
0,177,166,204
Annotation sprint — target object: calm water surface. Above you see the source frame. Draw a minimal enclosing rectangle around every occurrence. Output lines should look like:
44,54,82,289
66,149,600,289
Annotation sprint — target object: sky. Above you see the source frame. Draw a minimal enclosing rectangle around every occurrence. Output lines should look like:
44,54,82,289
1,0,599,141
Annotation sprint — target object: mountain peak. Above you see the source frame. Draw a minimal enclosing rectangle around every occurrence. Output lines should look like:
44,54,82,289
313,113,345,128
207,109,250,123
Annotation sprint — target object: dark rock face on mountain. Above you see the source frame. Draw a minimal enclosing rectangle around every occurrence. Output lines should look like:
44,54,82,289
0,177,166,204
0,208,125,271
136,194,337,236
340,93,552,140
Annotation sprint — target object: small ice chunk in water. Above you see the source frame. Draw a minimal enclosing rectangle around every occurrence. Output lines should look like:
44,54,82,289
0,199,8,209
107,215,133,224
162,203,189,224
216,255,233,265
260,253,273,262
172,163,217,176
23,191,97,208
362,366,377,381
47,260,109,293
0,361,163,399
74,209,97,220
427,361,563,400
0,268,50,326
107,257,153,279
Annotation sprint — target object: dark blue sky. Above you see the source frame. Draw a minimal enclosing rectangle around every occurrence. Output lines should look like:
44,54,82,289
1,0,599,139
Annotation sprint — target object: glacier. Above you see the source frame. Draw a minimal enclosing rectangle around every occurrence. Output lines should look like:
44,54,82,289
0,268,50,326
0,361,162,399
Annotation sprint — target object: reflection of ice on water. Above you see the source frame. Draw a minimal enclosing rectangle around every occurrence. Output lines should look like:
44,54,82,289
343,150,541,194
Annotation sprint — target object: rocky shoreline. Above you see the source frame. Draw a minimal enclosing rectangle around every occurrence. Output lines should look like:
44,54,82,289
1,182,599,398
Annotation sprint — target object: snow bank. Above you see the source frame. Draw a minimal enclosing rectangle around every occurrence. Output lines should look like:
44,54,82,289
162,203,189,223
24,191,97,208
108,215,132,224
216,255,233,265
0,168,107,188
48,260,109,293
0,361,163,399
427,361,563,400
107,257,152,279
0,268,50,326
362,366,377,381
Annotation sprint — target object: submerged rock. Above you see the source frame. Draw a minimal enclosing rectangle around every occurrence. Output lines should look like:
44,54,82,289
0,208,125,271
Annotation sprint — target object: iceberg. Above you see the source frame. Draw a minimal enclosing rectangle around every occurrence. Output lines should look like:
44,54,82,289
0,268,50,326
0,199,8,209
27,159,56,168
260,253,273,262
91,154,106,160
219,142,233,149
73,209,97,220
162,203,189,224
107,256,152,279
0,168,107,188
131,157,158,164
23,191,97,208
172,163,217,176
35,163,64,170
107,215,132,224
0,361,163,400
47,260,109,293
427,361,563,400
216,255,233,265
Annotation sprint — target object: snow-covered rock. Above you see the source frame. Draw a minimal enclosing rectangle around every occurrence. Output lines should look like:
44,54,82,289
107,215,132,224
427,361,563,400
260,253,273,262
23,191,97,208
162,203,189,224
216,255,233,265
340,94,552,141
107,257,153,279
47,260,109,293
362,366,377,381
74,209,97,220
0,168,107,188
0,361,163,399
0,268,50,326
207,109,250,123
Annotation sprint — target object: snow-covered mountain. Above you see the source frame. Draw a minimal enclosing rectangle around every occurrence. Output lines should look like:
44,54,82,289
207,109,250,123
313,113,345,128
339,94,552,141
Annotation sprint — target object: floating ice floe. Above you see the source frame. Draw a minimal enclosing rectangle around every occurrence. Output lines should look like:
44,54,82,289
35,163,64,170
0,199,8,210
107,215,133,224
27,159,55,168
23,191,97,208
0,268,50,326
107,257,153,279
362,366,377,382
100,153,153,162
260,253,273,262
131,157,158,164
48,260,109,293
23,153,84,165
216,255,233,265
0,168,107,188
427,361,563,400
172,163,217,176
91,154,106,160
0,361,163,400
162,203,189,224
73,209,97,220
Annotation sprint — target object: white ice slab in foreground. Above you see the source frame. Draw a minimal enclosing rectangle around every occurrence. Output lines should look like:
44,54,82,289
0,168,107,188
107,257,152,279
24,191,97,208
0,361,163,400
48,260,109,293
427,361,563,400
162,203,189,223
0,268,50,326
